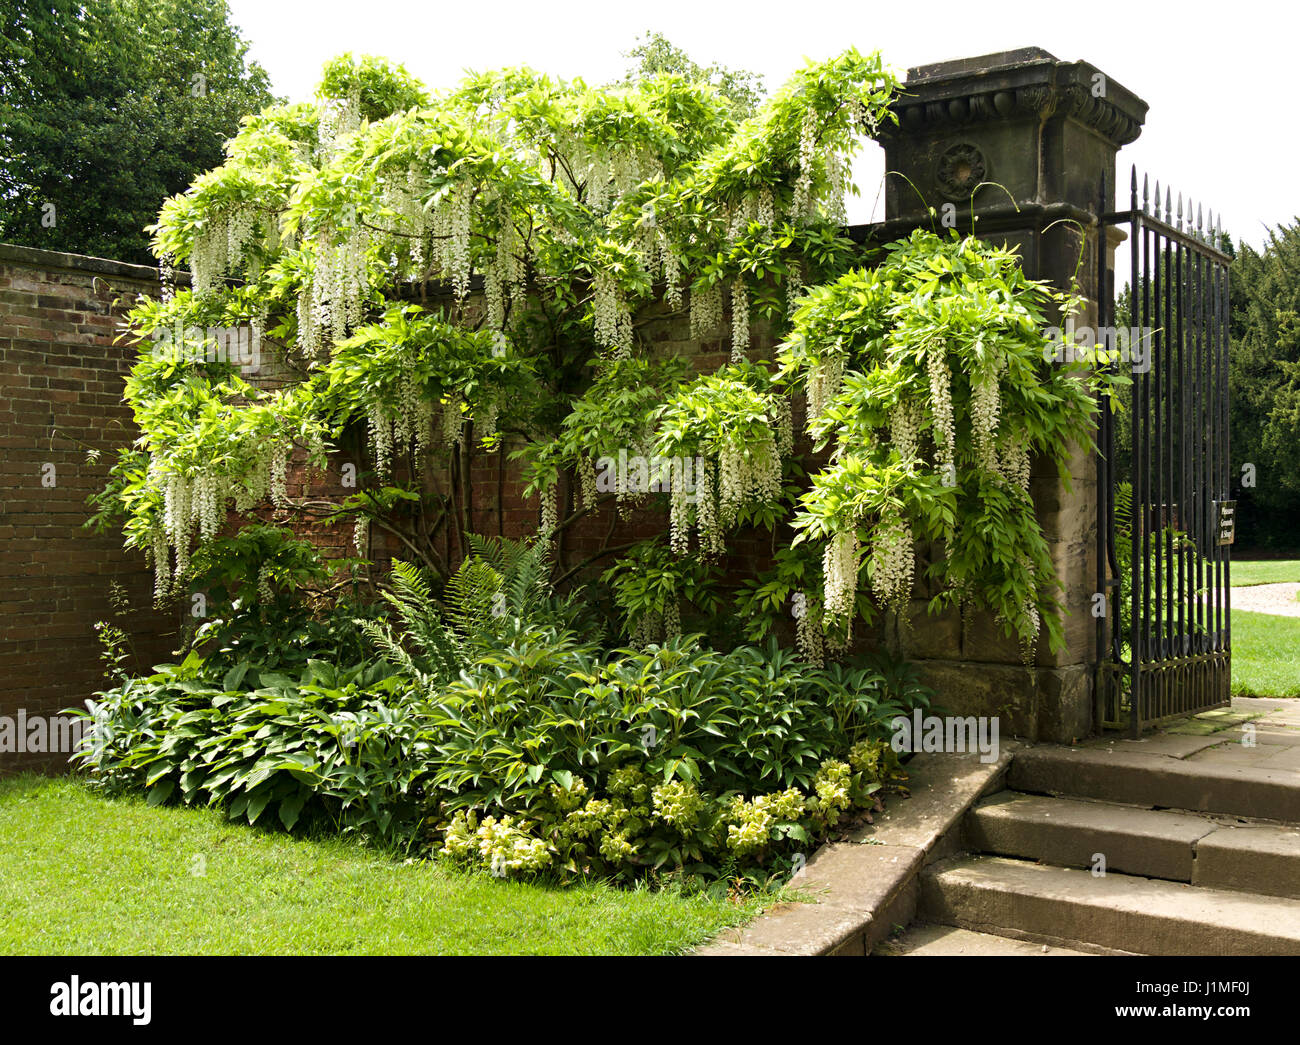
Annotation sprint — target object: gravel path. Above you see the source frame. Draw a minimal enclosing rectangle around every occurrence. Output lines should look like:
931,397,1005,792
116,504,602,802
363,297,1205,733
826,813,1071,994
1228,582,1300,617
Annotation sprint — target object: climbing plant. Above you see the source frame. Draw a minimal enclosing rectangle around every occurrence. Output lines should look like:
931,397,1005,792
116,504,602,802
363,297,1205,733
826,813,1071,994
92,43,1119,657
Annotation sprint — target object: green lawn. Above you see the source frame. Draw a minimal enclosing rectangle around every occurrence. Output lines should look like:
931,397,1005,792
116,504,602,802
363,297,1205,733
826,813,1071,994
1231,609,1300,698
0,775,774,956
1230,559,1300,587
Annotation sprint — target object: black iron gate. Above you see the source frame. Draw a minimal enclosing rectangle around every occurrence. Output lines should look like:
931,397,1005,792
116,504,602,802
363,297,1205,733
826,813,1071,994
1096,166,1234,736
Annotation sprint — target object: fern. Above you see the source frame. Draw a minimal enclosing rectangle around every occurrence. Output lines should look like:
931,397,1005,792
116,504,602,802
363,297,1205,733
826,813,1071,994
445,557,504,637
373,560,464,685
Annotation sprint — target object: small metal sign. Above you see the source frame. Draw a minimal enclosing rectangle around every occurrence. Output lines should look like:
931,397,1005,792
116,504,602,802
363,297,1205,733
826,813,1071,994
1216,500,1236,546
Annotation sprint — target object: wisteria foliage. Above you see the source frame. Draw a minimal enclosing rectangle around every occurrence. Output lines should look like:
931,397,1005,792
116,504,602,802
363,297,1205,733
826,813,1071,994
98,46,1114,654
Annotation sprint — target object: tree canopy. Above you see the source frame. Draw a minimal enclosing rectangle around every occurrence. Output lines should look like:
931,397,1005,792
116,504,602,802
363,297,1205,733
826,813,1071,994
1230,221,1300,548
0,0,275,263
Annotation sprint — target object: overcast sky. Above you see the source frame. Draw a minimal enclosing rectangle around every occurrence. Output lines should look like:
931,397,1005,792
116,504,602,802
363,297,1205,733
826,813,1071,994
225,0,1293,249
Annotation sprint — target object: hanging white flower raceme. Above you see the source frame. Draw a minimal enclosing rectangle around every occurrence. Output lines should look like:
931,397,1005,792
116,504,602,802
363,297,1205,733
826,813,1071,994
1004,439,1032,490
151,528,170,602
791,110,818,220
476,395,499,442
580,457,599,511
870,515,915,610
368,399,395,476
823,528,860,627
270,439,290,507
662,597,681,640
792,591,825,668
441,396,465,450
669,484,691,555
774,396,795,457
890,399,922,464
820,149,848,225
926,347,956,475
317,91,361,158
189,203,259,296
443,183,473,302
971,360,1003,474
716,429,781,530
592,272,633,357
730,277,750,363
631,610,661,649
689,282,724,338
806,350,845,425
661,236,684,312
696,458,725,558
353,514,369,556
538,483,558,537
786,261,805,313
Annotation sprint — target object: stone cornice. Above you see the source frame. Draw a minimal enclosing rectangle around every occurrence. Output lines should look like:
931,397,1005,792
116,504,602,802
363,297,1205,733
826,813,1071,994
877,47,1148,148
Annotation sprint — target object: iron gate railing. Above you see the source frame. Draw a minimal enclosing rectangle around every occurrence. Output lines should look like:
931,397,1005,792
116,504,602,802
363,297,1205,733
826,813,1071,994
1096,166,1233,736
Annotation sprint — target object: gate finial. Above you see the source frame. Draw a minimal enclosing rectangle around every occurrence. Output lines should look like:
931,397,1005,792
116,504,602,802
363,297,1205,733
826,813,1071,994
1141,170,1149,214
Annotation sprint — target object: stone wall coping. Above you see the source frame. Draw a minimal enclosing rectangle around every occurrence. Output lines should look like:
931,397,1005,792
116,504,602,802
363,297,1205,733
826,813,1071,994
692,742,1021,956
880,46,1148,148
0,242,166,282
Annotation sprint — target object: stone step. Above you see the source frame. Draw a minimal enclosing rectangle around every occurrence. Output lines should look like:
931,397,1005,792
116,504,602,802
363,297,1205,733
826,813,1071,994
966,792,1215,881
968,792,1300,898
874,922,1103,956
920,855,1300,955
1008,745,1300,823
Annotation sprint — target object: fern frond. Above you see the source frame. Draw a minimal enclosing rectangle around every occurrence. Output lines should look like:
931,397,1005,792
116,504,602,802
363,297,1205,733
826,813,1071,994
445,557,504,637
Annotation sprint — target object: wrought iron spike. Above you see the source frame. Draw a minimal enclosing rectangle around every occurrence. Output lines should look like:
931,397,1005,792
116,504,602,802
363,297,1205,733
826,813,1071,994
1166,186,1172,225
1142,171,1149,214
1154,180,1162,220
1177,192,1184,231
1197,202,1204,242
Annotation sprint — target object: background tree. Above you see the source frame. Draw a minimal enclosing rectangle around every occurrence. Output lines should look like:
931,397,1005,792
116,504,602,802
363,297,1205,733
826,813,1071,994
1229,220,1300,549
620,31,764,119
0,0,275,264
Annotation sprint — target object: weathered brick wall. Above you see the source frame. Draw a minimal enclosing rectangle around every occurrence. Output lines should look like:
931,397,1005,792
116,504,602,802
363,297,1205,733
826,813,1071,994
257,296,794,614
0,244,180,774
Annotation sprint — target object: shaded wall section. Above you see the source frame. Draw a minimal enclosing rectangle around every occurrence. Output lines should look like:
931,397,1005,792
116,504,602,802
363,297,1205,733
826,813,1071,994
0,243,179,774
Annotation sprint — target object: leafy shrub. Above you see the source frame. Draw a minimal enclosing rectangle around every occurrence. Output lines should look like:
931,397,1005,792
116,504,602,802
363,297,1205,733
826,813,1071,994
72,653,433,847
427,632,928,880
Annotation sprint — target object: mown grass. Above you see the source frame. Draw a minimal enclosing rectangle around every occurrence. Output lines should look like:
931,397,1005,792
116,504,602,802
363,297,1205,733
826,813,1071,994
1231,609,1300,698
1230,559,1300,587
0,775,776,956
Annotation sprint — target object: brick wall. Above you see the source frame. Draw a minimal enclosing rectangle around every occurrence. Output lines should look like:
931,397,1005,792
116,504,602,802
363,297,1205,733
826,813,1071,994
0,244,179,774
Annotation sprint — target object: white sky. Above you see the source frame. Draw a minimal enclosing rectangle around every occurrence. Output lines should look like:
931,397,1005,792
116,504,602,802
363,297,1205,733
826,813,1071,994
226,0,1295,249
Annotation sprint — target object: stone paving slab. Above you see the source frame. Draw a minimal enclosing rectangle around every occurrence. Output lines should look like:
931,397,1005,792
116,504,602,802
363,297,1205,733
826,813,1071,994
1194,824,1300,898
966,792,1216,881
1009,744,1300,821
921,854,1300,955
875,921,1101,955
